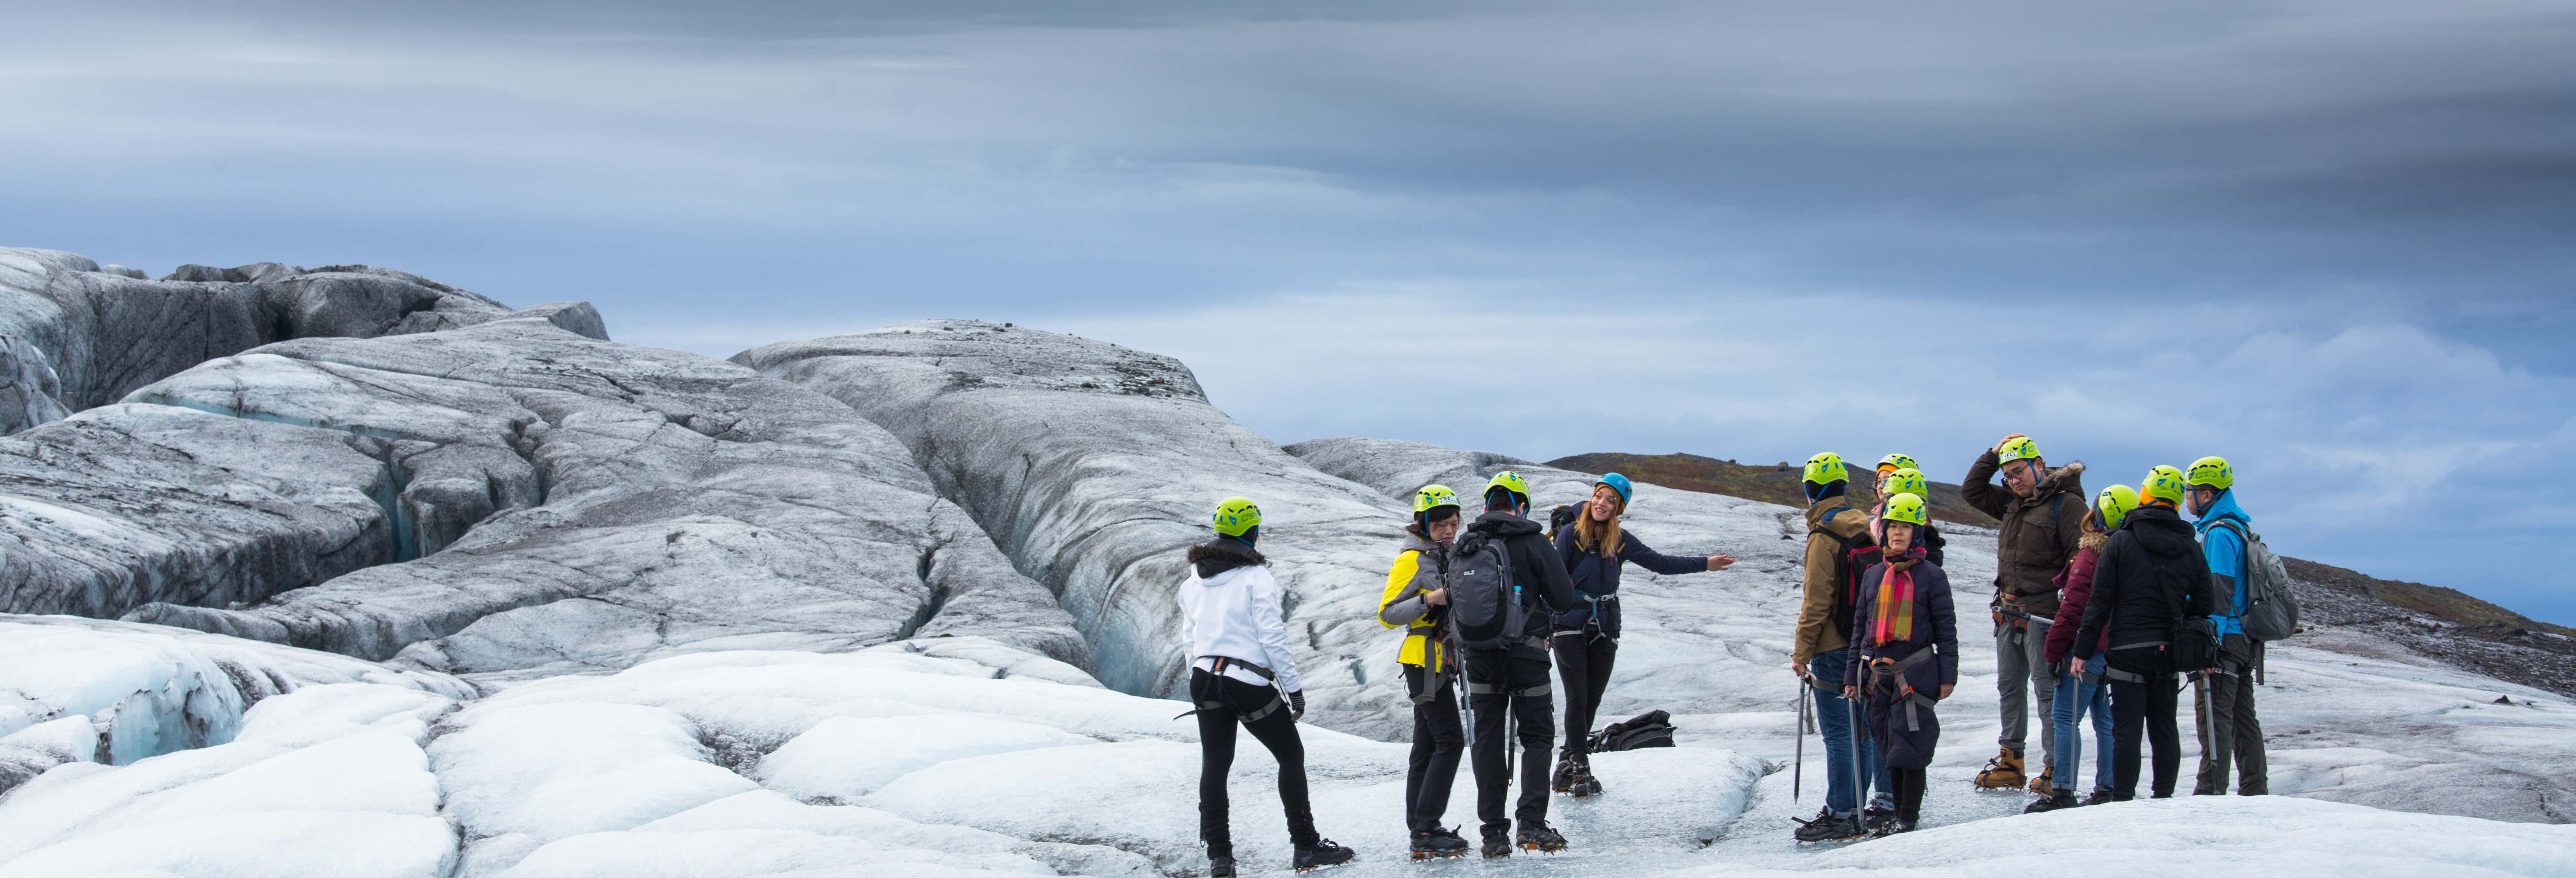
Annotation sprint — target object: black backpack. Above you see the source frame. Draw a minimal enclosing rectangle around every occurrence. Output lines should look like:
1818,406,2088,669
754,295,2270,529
2160,558,2220,673
1448,530,1526,650
1586,709,1676,752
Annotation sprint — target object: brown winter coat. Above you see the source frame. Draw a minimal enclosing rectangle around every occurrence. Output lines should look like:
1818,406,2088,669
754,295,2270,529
1792,494,1874,666
1959,455,2086,617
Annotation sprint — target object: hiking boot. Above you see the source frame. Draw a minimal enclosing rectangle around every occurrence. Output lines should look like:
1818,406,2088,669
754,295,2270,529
1571,753,1602,798
1973,747,2025,790
1872,819,1918,837
2028,766,2055,796
2084,790,2114,806
1480,827,1513,859
1409,827,1470,861
1293,839,1354,872
1792,808,1865,843
2023,790,2079,814
1515,823,1568,853
1552,752,1579,794
1209,856,1236,878
1860,802,1897,833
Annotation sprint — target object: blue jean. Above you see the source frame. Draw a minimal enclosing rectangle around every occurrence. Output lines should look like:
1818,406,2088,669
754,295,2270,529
2050,655,2114,794
1809,648,1892,817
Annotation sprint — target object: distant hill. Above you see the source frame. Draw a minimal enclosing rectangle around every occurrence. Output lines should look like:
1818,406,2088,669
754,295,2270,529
1548,451,1999,528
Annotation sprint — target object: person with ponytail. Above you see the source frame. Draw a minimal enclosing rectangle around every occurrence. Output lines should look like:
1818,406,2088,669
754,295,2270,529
1547,472,1737,799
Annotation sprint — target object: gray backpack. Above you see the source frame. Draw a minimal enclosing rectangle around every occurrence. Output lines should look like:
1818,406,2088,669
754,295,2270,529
2210,519,2298,642
1447,530,1526,650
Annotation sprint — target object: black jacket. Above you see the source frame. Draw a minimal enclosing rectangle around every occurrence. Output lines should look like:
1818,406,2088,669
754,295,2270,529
1466,510,1580,652
1844,557,1962,691
2071,506,2221,659
1550,528,1707,637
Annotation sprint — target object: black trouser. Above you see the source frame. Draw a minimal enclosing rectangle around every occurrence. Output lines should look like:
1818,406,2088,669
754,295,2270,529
1552,631,1615,754
1465,646,1555,836
2106,646,2180,801
1886,767,1927,823
2194,634,2269,796
1192,669,1318,858
1403,664,1466,833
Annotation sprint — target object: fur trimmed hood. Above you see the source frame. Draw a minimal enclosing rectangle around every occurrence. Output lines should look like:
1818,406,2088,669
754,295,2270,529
2038,460,2086,496
1188,540,1267,578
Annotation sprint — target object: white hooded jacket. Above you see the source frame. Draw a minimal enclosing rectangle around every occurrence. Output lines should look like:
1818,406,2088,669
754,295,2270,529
1178,540,1303,692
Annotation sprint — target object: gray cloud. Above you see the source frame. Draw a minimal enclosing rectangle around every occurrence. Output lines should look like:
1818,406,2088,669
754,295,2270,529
5,0,2572,619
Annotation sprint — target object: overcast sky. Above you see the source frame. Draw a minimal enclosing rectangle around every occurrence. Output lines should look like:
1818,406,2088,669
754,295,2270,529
8,1,2572,622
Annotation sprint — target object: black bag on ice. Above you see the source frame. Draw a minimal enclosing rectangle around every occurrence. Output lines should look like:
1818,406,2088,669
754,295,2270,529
1585,709,1676,752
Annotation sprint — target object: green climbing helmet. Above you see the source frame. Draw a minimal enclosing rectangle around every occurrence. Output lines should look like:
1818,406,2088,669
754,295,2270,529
2186,456,2234,490
1882,493,1930,526
2140,466,2187,507
1877,453,1919,475
1413,484,1460,514
1212,496,1262,537
1996,435,2042,468
1803,452,1849,485
1485,470,1532,507
2094,484,2140,530
1882,467,1929,502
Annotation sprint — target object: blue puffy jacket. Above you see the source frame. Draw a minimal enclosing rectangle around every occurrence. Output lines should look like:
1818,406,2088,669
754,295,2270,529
2195,490,2253,639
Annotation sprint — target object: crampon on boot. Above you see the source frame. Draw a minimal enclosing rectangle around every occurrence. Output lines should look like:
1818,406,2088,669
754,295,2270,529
2083,790,2115,806
1208,856,1236,878
1515,823,1568,853
1294,839,1354,872
2023,790,2079,814
1873,819,1918,837
1552,751,1579,794
1480,828,1513,859
1972,747,2026,790
1571,752,1602,798
2028,766,2055,796
1409,827,1470,861
1791,807,1865,843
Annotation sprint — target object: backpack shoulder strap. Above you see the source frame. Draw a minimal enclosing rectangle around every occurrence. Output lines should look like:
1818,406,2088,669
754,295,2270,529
2207,517,2255,543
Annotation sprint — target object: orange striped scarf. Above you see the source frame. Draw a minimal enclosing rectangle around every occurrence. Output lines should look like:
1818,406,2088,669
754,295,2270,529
1869,550,1927,646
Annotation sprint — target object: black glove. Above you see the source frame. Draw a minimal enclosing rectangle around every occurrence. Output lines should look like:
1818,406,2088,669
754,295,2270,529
1288,690,1306,721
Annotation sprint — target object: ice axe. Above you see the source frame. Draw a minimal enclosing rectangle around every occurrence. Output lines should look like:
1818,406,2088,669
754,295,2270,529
1793,680,1810,801
2192,666,2234,748
1845,682,1867,809
1998,607,2053,629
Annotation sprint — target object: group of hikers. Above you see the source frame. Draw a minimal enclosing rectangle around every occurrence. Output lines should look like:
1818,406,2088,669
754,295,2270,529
1177,435,2282,875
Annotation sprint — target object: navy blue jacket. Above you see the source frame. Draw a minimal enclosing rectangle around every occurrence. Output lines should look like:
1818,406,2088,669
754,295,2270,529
1551,528,1708,638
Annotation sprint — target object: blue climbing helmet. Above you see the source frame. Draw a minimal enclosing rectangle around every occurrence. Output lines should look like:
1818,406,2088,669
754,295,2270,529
1597,472,1634,505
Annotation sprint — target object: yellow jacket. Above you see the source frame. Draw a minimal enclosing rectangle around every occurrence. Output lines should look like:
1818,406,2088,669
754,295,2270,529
1378,531,1451,672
